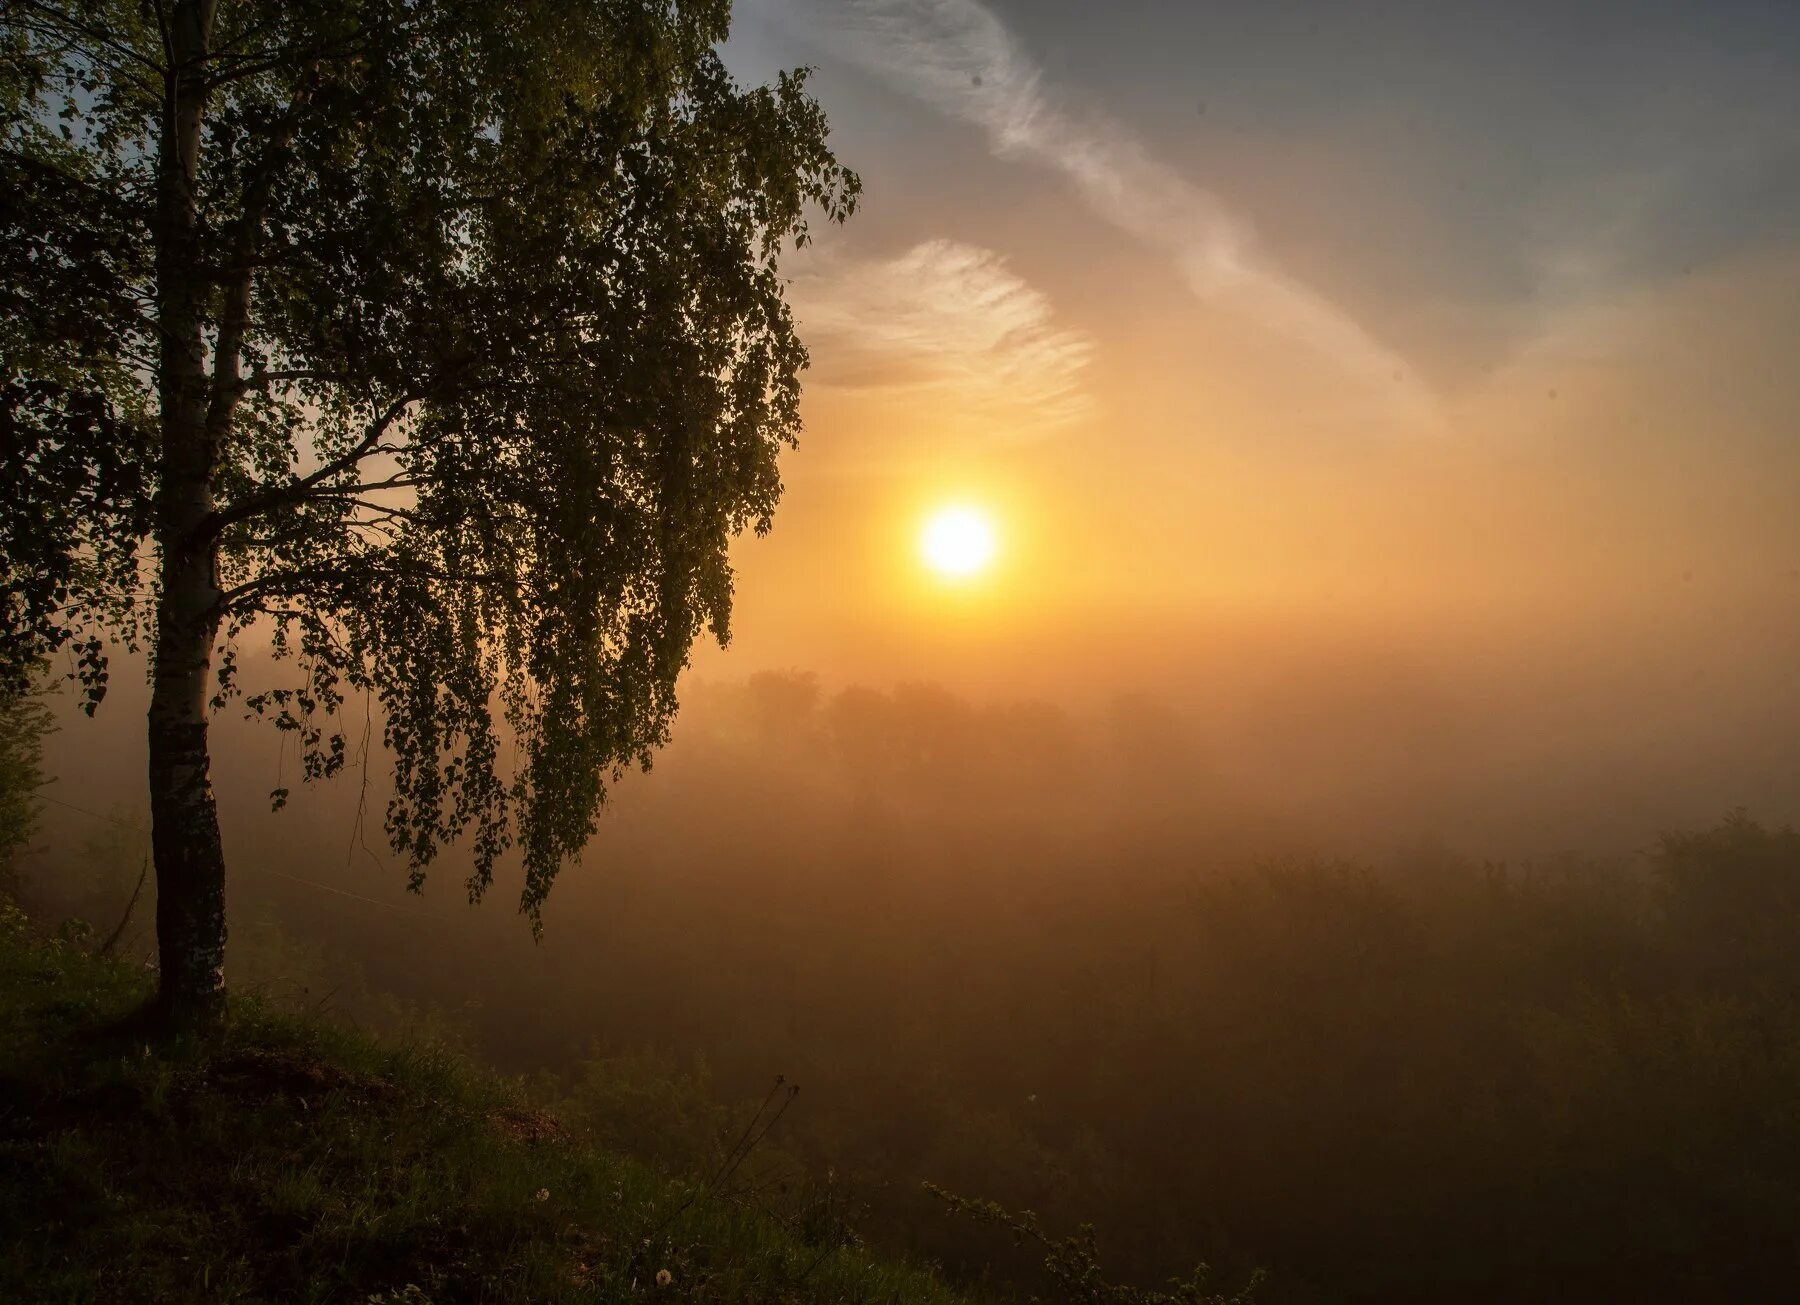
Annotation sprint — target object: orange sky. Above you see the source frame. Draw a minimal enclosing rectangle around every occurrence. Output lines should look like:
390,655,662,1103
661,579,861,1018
687,1,1800,704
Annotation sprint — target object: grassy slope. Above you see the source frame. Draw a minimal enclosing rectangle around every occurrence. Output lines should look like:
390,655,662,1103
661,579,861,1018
0,902,973,1305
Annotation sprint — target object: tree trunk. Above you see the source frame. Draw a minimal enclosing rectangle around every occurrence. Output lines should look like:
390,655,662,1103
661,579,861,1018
149,0,227,1026
148,568,227,1024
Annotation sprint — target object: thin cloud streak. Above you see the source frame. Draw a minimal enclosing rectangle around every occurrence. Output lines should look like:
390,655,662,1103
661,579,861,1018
777,0,1439,431
793,239,1095,436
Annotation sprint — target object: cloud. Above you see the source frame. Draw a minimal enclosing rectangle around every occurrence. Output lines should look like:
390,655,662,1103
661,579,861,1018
771,0,1439,431
792,239,1095,435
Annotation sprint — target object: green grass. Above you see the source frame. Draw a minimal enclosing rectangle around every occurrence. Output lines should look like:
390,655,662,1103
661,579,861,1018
0,901,975,1305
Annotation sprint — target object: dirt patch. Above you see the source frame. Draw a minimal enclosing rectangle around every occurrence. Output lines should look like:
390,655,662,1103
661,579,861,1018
488,1104,566,1145
210,1047,400,1106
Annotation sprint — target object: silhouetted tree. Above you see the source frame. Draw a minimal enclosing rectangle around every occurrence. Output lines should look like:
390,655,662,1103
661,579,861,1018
0,0,857,1023
1656,810,1800,994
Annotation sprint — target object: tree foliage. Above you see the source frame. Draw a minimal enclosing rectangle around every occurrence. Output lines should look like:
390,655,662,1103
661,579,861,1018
0,677,54,882
1,0,857,920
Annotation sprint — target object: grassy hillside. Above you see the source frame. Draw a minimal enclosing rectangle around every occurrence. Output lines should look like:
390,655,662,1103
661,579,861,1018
0,900,973,1305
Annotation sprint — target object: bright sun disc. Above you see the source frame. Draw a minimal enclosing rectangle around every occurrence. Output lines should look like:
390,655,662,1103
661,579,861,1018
920,505,997,580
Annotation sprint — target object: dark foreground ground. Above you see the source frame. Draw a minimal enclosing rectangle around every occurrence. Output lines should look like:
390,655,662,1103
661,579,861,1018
0,900,977,1305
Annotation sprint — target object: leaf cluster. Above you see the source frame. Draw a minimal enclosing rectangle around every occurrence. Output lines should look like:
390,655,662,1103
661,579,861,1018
1,0,858,915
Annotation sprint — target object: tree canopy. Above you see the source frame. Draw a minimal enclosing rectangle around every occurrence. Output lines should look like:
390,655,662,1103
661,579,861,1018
1,0,858,982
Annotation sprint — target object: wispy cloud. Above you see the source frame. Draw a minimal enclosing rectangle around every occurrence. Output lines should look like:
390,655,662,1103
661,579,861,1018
773,0,1438,430
792,239,1095,435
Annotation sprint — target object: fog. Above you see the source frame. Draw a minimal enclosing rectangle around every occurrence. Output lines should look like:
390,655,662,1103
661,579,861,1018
23,608,1800,1300
42,580,1800,887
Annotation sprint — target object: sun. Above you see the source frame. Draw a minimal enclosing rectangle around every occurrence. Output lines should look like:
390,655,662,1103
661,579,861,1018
919,504,998,580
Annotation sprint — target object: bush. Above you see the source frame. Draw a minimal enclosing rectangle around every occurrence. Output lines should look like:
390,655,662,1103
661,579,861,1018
0,677,53,886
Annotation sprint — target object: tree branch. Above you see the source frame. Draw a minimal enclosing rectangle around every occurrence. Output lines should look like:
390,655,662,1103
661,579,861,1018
227,368,354,393
200,389,420,541
9,1,167,79
203,35,370,90
218,558,519,613
203,75,322,445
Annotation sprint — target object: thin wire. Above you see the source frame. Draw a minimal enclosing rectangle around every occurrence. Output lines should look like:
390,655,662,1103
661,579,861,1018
248,865,427,915
33,790,142,828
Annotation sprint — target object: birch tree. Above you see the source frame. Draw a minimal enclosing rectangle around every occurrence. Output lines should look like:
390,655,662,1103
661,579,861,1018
0,0,857,1024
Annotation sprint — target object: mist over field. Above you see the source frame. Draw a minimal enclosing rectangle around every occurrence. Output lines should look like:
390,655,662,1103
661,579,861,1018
38,586,1800,900
24,609,1800,1299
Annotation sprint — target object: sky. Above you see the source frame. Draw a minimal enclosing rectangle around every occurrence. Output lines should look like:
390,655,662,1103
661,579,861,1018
34,0,1800,872
677,0,1800,709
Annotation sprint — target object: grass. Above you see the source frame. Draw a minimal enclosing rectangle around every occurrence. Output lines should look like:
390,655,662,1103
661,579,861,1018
0,900,975,1305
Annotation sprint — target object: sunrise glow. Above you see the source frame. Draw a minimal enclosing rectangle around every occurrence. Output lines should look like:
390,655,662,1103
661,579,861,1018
919,505,998,580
